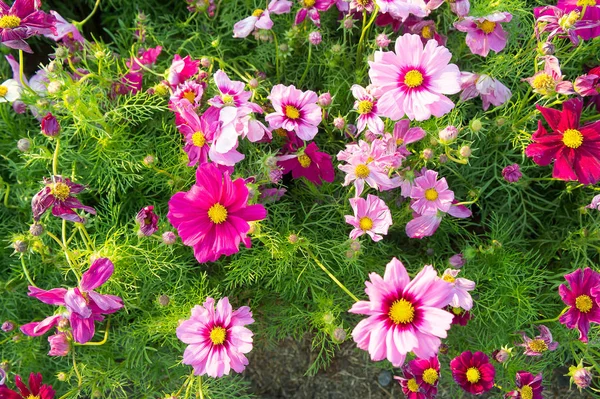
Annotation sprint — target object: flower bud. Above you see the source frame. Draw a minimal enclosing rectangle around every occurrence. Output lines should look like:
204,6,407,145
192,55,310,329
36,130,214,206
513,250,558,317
439,125,458,143
350,240,360,252
269,168,283,184
154,83,169,96
162,231,177,245
322,312,334,324
449,253,465,268
331,44,342,54
333,117,345,130
569,363,593,389
278,43,289,52
422,148,433,160
41,113,60,137
48,333,70,357
13,240,27,253
54,46,68,59
1,321,15,332
502,164,522,183
288,234,299,244
438,154,448,164
200,57,211,68
470,119,483,132
426,248,435,256
159,294,170,306
47,60,57,73
248,78,259,89
375,33,391,48
309,31,322,46
143,155,156,166
17,138,30,152
13,100,26,114
318,92,332,107
332,327,346,342
541,42,555,56
57,372,67,381
47,81,62,94
29,223,44,236
343,17,353,30
459,146,472,158
345,249,355,259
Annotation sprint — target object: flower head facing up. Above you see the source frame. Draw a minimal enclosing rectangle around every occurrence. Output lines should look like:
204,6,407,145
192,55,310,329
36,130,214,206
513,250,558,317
410,170,454,216
176,297,254,378
525,98,600,185
0,0,57,53
265,84,322,141
345,194,392,242
174,101,224,167
517,325,559,356
0,372,55,399
450,351,496,395
349,258,453,367
351,84,384,134
454,12,512,57
167,163,267,263
523,56,574,96
369,34,461,121
0,78,21,103
407,356,440,397
505,371,544,399
171,80,204,108
136,205,159,236
559,267,600,342
31,176,96,223
278,142,335,186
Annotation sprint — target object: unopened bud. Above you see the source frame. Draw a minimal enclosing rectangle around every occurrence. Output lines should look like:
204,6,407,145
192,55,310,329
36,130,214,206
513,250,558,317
422,148,433,160
13,240,27,253
158,295,170,306
17,138,30,152
459,146,472,158
288,234,299,244
162,231,177,245
332,327,346,342
29,224,44,236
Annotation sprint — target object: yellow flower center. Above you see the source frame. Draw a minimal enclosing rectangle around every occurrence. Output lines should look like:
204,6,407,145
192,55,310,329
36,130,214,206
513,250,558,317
422,25,433,39
443,274,456,283
396,138,404,146
303,0,316,7
285,105,300,119
221,94,234,105
577,0,596,6
355,164,370,179
388,299,415,325
466,367,481,384
359,216,373,231
422,368,439,385
528,338,548,353
51,182,71,201
208,203,228,224
0,85,7,97
183,90,196,103
404,70,424,88
532,73,555,93
275,128,288,137
192,131,206,147
298,154,311,168
560,10,580,29
520,385,534,399
26,396,41,399
407,378,419,392
252,8,264,17
209,326,226,345
576,294,593,313
562,129,583,149
357,100,373,114
452,307,463,315
0,15,21,29
424,188,439,201
477,20,497,34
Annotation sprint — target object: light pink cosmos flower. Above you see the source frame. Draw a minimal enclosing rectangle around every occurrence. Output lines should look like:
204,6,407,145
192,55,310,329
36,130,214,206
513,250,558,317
350,0,375,12
392,119,426,157
517,325,559,356
265,84,322,141
176,297,254,378
48,332,70,357
586,194,600,210
351,84,384,134
170,80,204,108
369,34,461,121
294,0,336,27
345,194,392,242
441,269,475,311
410,170,454,215
233,0,292,38
406,201,472,239
375,0,429,21
454,12,513,57
460,72,512,111
426,0,469,17
208,69,252,109
522,56,574,96
338,145,399,196
168,55,200,87
349,258,454,367
44,11,84,44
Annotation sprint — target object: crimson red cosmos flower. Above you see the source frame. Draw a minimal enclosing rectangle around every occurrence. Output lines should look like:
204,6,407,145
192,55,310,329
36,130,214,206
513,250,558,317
450,351,496,395
525,98,600,185
0,0,57,53
559,267,600,343
0,372,55,399
278,142,335,186
505,371,544,399
409,357,440,397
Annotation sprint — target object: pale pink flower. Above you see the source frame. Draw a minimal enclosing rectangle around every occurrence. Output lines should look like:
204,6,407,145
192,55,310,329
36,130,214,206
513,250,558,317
522,56,574,96
410,170,454,215
351,84,384,134
345,194,392,242
454,12,513,57
233,0,292,38
294,0,336,27
460,72,512,111
441,269,475,311
265,84,322,141
426,0,469,17
208,69,252,109
369,34,461,121
349,258,454,367
48,332,70,357
375,0,429,21
406,201,472,239
586,194,600,210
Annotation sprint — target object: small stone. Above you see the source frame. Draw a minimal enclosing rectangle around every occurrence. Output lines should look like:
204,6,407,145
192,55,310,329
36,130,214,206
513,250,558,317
378,370,393,387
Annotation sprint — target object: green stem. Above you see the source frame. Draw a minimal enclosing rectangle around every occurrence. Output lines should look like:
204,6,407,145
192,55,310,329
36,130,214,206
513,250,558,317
272,31,281,82
356,6,379,64
299,44,312,87
183,11,198,25
52,138,60,176
21,256,36,287
305,248,360,302
76,0,101,28
198,376,204,399
72,348,83,388
18,50,33,93
533,307,569,324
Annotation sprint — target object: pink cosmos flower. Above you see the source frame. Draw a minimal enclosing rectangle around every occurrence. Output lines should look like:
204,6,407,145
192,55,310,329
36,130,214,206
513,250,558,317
136,205,159,236
176,297,254,378
454,12,513,57
369,34,461,121
410,170,453,215
408,19,447,45
534,6,600,45
294,0,335,27
48,332,70,357
505,372,544,399
392,119,426,157
208,70,253,109
350,0,375,12
278,142,335,185
375,0,429,21
349,258,454,367
167,163,267,263
31,176,96,223
0,0,57,53
394,367,424,399
559,267,600,343
523,56,574,96
168,55,200,87
407,356,440,397
460,73,512,111
265,84,322,141
233,0,292,38
517,325,559,356
574,66,600,97
345,194,392,242
351,84,384,134
450,351,496,395
586,194,600,210
171,80,204,108
426,0,469,17
338,151,398,196
441,269,475,311
44,11,83,44
406,200,472,239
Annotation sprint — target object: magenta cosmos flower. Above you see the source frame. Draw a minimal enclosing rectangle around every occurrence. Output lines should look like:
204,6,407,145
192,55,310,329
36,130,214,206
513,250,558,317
522,56,574,96
351,84,384,134
278,142,335,185
294,0,335,27
525,98,600,185
0,0,57,53
392,119,426,157
410,170,454,215
0,373,55,399
450,351,496,395
167,163,267,263
171,80,204,109
176,297,254,378
505,371,544,399
395,356,440,398
233,0,292,38
345,194,392,242
454,12,512,57
369,34,461,121
174,101,225,166
502,164,522,183
167,54,199,87
460,73,512,111
136,205,159,236
349,258,453,367
265,84,322,141
441,268,475,311
559,267,600,343
517,325,558,356
31,176,96,223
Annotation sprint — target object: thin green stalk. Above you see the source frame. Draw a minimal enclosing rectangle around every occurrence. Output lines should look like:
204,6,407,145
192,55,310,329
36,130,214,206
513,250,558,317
533,307,569,324
21,256,36,287
356,6,379,64
305,248,360,302
272,31,281,82
18,50,33,93
76,0,101,27
52,138,60,176
299,44,312,87
72,349,83,388
198,376,204,399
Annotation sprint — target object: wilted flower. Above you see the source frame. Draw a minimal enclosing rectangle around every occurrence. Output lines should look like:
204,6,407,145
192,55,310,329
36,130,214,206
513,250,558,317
167,55,199,87
308,30,322,45
439,126,458,143
317,92,331,107
161,231,177,245
1,321,14,332
375,33,390,48
517,325,559,356
460,73,512,111
450,351,496,395
492,346,512,363
568,361,593,390
449,253,465,268
522,56,574,96
442,269,475,311
294,0,336,27
233,0,292,38
31,176,96,223
47,332,70,357
586,194,600,210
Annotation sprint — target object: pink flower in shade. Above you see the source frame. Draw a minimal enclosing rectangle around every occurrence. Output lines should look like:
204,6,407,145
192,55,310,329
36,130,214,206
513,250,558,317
441,269,475,311
517,325,559,356
502,163,522,183
44,11,83,44
426,0,469,17
265,84,322,141
0,0,57,53
525,98,600,185
410,170,453,215
176,297,254,378
449,306,471,326
47,332,70,357
168,55,200,87
233,0,292,38
31,176,96,223
278,142,335,186
505,371,544,399
345,194,392,242
349,258,454,367
408,20,447,45
394,367,428,398
351,84,384,134
559,267,600,343
450,351,496,395
460,72,512,110
395,356,440,397
136,205,159,236
369,34,461,121
171,80,204,108
523,56,574,96
454,12,512,57
294,0,336,27
574,66,600,97
406,200,472,239
586,194,600,210
0,373,55,399
167,163,267,263
375,0,429,21
392,119,426,157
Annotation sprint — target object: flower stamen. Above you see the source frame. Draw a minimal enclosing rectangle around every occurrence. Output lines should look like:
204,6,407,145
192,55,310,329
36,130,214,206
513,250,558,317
208,203,228,224
424,188,439,201
477,20,497,34
562,129,583,149
388,299,415,324
359,217,373,231
355,164,370,179
285,105,301,119
209,326,226,345
51,182,71,201
192,131,206,147
0,15,21,29
575,294,593,313
404,70,424,88
466,367,481,383
298,154,311,168
422,368,439,385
